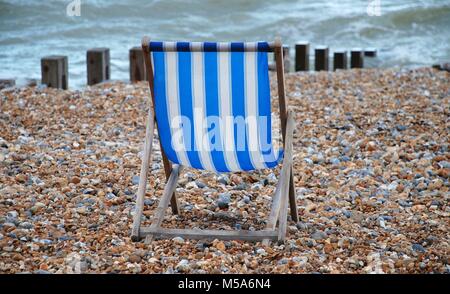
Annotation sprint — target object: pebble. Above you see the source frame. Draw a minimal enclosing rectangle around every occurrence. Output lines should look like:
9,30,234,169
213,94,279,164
176,259,190,272
217,193,231,209
30,202,46,214
18,222,33,229
131,175,140,185
311,231,328,240
256,248,266,255
7,211,18,219
195,180,206,189
70,176,81,184
215,241,226,251
80,178,90,185
329,157,340,165
411,244,426,253
266,173,277,184
128,254,141,263
217,175,229,185
172,237,185,244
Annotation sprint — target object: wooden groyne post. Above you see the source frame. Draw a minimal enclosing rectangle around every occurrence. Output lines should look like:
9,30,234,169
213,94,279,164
282,45,290,72
364,48,377,57
0,79,15,90
41,55,68,89
273,45,290,72
315,46,329,71
87,48,110,85
129,47,147,82
295,42,310,71
351,48,364,68
333,50,348,70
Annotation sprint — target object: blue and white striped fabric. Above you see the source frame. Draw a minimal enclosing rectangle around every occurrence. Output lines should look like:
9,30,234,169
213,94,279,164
150,41,282,173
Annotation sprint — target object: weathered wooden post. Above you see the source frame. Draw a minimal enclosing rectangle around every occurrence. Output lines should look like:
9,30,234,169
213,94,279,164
333,50,347,71
273,45,290,72
87,48,110,85
315,46,329,71
351,48,364,68
282,45,290,72
41,55,68,89
129,47,147,82
295,41,309,71
364,48,377,57
0,79,15,90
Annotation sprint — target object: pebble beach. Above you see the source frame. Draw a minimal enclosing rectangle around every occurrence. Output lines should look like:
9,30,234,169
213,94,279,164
0,67,448,274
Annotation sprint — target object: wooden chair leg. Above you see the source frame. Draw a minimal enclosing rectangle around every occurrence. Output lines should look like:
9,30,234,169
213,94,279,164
160,148,180,215
144,165,181,244
131,107,155,241
277,169,290,243
288,168,299,222
262,175,283,246
277,110,295,243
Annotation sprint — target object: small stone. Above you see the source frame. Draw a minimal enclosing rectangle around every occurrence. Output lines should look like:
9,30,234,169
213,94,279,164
278,258,289,265
233,183,248,191
329,157,340,165
195,242,205,251
251,183,262,191
15,174,28,183
144,199,154,206
106,192,117,200
366,141,377,151
70,176,81,184
195,180,206,189
311,231,327,240
266,173,277,184
411,244,426,253
311,153,324,164
83,188,95,195
296,222,308,230
172,237,185,244
18,222,33,229
7,211,18,219
184,172,196,181
303,158,313,165
215,241,226,251
217,193,231,209
243,195,251,204
80,178,89,185
292,256,308,267
185,181,198,189
256,248,266,255
131,175,140,185
217,175,229,185
230,174,242,185
128,254,141,263
2,223,16,230
288,225,298,233
30,202,46,214
176,259,190,272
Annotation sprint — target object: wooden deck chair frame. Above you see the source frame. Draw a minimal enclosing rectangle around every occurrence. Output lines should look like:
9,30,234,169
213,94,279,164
131,36,298,244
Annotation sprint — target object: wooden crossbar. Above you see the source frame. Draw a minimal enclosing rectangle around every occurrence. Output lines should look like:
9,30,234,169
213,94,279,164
141,228,278,241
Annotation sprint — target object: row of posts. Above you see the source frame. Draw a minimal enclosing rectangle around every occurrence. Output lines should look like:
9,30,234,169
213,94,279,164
40,46,147,90
38,43,377,89
280,42,376,72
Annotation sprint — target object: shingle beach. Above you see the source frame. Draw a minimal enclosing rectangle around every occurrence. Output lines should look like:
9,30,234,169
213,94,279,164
0,67,448,273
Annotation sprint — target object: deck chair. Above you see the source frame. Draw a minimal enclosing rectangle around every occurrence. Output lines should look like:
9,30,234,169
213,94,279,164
131,36,298,244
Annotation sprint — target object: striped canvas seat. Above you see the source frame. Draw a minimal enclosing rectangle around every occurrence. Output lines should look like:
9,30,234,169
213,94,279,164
150,41,282,172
